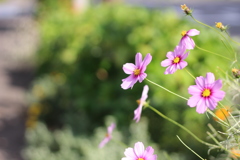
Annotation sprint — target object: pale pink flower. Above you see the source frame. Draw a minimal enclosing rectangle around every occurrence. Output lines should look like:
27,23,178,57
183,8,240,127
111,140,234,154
121,53,152,90
161,45,189,74
122,142,157,160
179,29,200,50
134,85,149,123
188,72,225,114
99,123,116,148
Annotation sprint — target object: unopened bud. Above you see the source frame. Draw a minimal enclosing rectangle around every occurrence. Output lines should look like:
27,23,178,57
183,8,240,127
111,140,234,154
232,68,240,78
181,4,192,15
215,22,227,31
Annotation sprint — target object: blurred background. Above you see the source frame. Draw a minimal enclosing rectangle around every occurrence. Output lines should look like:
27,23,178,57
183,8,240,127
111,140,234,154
0,0,240,160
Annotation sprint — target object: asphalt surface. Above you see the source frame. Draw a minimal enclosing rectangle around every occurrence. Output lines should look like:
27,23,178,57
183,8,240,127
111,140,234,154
0,0,37,160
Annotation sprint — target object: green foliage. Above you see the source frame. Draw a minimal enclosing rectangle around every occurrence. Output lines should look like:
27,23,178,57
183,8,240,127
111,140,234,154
28,3,231,158
23,117,186,160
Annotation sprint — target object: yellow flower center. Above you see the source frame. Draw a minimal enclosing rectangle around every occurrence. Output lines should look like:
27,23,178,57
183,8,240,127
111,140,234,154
181,30,187,36
173,57,180,64
202,89,211,97
134,69,141,76
136,99,141,105
180,4,187,10
138,158,144,160
232,68,238,73
215,22,223,29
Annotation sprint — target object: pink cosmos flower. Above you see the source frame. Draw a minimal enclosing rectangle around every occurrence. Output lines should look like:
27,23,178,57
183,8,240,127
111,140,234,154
161,45,189,74
121,53,152,90
179,29,200,50
122,142,157,160
188,72,225,114
134,85,149,123
99,123,116,148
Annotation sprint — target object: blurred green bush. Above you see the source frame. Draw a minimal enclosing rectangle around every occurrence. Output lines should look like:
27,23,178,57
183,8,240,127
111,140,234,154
24,116,186,160
26,1,231,159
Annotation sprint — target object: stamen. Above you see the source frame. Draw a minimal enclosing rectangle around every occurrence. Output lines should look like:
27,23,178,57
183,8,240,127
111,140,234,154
138,158,144,160
180,4,187,10
181,31,187,36
202,89,211,97
134,69,141,76
136,99,141,105
215,22,223,29
173,57,180,64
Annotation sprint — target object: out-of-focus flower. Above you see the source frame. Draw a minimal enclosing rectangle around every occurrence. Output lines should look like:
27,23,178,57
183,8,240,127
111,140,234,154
181,4,192,15
179,29,200,50
122,142,157,160
215,22,227,32
232,68,240,78
213,107,230,121
25,103,42,128
99,123,116,148
121,53,152,90
231,148,240,158
134,85,149,123
161,45,189,74
188,72,225,114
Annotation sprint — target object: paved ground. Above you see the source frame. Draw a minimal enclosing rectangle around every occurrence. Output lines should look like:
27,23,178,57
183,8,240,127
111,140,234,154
0,0,37,160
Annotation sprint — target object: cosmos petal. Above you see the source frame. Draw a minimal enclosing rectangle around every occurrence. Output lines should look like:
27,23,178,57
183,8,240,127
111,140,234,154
187,29,200,36
135,53,142,68
134,142,145,157
196,98,208,114
123,63,136,74
121,75,138,90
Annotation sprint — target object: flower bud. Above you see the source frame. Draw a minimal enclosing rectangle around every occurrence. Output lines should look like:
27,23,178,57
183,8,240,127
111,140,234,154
181,4,192,15
232,68,240,78
215,22,227,31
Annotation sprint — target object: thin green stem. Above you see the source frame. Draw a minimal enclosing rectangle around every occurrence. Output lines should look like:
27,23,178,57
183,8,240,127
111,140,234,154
195,45,232,61
146,78,188,101
146,105,218,148
225,31,240,46
207,109,229,127
207,123,224,140
111,139,128,148
225,31,238,61
176,135,206,160
206,131,232,156
190,15,236,58
185,68,195,80
220,39,233,56
206,131,226,151
190,15,215,31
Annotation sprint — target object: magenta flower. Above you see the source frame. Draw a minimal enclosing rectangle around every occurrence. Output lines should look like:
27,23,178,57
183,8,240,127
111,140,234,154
134,85,149,123
188,72,225,114
121,53,152,90
179,29,200,50
161,45,189,74
122,142,157,160
99,123,116,148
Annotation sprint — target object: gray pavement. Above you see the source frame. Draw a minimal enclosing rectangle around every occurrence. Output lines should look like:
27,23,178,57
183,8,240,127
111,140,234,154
0,0,37,160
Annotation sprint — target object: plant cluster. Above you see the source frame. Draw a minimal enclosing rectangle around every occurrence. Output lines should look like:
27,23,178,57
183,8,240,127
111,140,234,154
98,4,240,160
24,2,237,159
